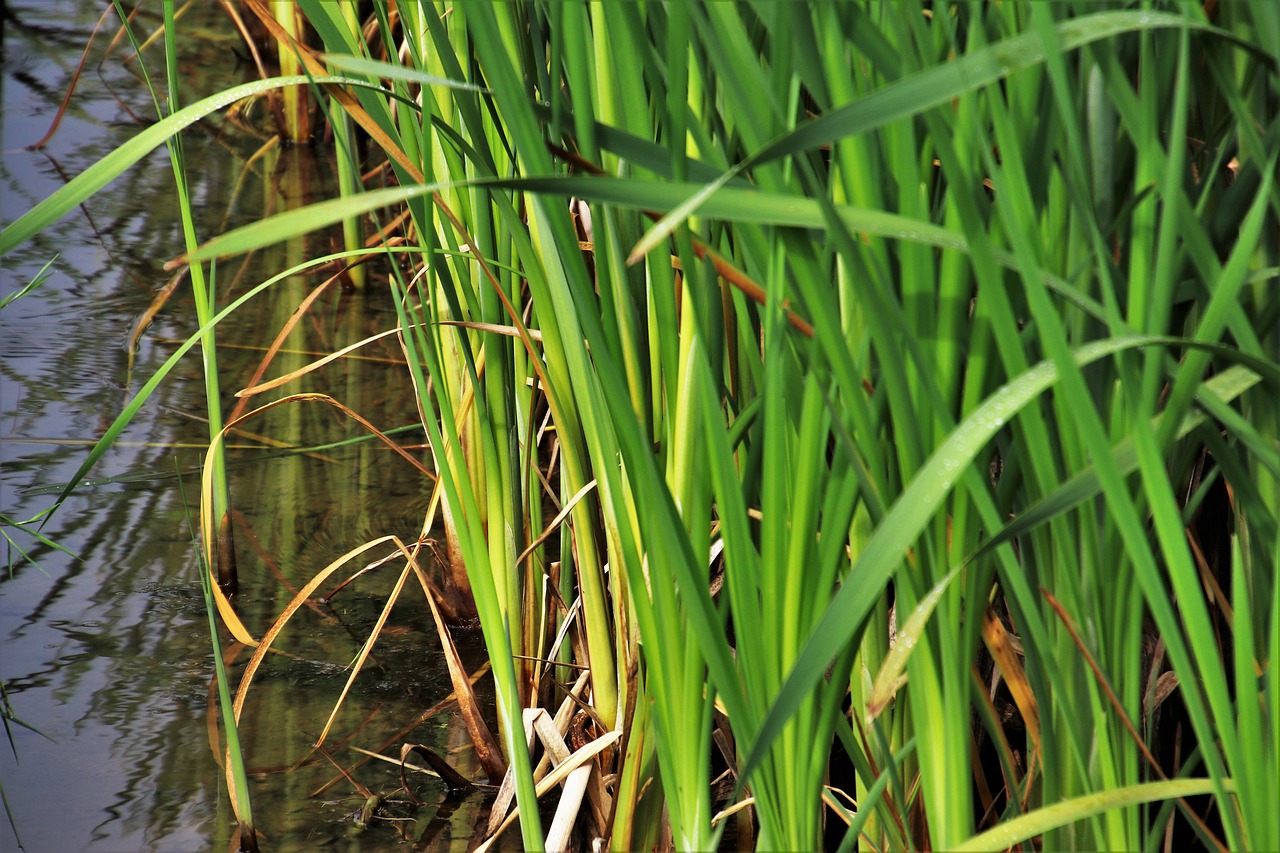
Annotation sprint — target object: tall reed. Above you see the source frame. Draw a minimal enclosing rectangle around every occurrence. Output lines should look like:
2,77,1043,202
121,0,256,843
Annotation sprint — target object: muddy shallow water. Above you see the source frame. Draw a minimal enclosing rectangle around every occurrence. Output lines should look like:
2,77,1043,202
1,3,494,850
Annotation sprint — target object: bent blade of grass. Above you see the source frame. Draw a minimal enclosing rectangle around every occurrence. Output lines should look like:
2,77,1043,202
739,334,1175,787
319,52,490,93
223,533,404,721
313,561,414,747
195,405,451,740
626,163,746,264
183,183,443,265
198,392,440,649
952,779,1230,853
0,75,371,258
182,170,1110,329
182,468,255,840
184,169,965,262
2,512,78,572
514,175,1109,322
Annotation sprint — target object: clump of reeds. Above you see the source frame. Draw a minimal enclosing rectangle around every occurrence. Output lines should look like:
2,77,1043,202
3,1,1277,851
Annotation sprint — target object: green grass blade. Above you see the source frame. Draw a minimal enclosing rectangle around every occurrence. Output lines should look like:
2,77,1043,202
953,779,1230,853
0,75,369,257
319,52,490,92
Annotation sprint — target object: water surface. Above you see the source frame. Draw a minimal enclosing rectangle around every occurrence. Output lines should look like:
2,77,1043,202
1,3,490,849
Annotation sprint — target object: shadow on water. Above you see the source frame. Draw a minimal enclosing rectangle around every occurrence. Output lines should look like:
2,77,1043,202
1,2,494,849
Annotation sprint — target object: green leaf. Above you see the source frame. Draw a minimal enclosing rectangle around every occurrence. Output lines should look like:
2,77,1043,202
866,566,963,720
969,362,1274,563
185,183,441,263
320,53,490,92
953,779,1229,852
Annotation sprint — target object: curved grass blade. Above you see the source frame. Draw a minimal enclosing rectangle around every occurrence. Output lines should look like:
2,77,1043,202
183,171,1111,325
181,183,443,265
319,52,490,93
514,175,1110,322
627,163,746,264
1,512,78,573
0,75,373,257
180,467,255,843
0,256,57,310
952,779,1230,852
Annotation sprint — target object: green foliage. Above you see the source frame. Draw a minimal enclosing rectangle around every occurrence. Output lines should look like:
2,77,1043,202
4,0,1276,849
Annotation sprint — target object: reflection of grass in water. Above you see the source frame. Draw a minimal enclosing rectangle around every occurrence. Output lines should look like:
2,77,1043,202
0,267,62,852
0,7,442,850
0,624,57,851
14,423,425,496
0,677,51,852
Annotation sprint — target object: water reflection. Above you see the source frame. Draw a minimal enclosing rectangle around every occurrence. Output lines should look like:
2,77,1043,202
2,2,487,849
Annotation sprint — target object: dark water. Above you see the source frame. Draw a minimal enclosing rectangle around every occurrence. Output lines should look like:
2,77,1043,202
1,3,491,850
